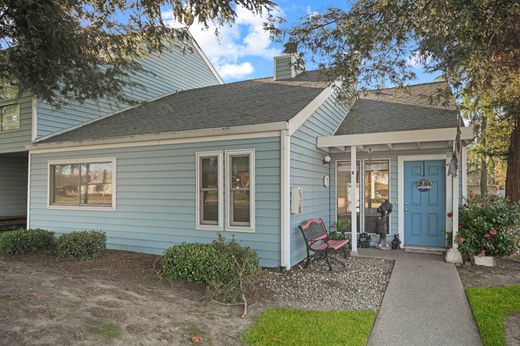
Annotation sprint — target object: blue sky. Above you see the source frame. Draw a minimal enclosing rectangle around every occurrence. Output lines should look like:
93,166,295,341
167,1,439,85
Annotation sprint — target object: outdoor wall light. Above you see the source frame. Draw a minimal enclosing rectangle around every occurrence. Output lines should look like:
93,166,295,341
323,155,331,164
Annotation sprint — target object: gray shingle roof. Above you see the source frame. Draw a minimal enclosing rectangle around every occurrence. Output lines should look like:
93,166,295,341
335,82,459,135
42,77,329,143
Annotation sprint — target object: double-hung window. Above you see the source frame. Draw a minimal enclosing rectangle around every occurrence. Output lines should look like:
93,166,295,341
226,149,255,232
196,152,223,230
195,149,255,232
49,159,116,210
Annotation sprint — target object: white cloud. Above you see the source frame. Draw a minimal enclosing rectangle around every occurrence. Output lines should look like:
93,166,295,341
218,62,255,79
163,6,281,80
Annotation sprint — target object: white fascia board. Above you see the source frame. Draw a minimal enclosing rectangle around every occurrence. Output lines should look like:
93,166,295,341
188,32,224,85
317,126,474,148
27,122,287,153
287,84,335,135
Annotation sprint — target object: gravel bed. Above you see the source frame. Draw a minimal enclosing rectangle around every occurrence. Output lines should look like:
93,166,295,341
258,255,394,311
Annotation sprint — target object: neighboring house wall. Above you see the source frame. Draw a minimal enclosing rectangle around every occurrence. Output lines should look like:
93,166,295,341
28,136,281,267
0,92,33,153
289,94,350,266
0,156,28,216
36,42,221,139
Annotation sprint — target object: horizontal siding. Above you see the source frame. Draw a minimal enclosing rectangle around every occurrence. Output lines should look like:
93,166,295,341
275,57,292,80
0,92,33,153
289,93,350,266
29,137,281,267
0,156,27,216
36,42,220,138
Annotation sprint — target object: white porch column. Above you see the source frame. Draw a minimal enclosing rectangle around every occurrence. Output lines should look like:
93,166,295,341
350,145,358,255
461,146,468,200
446,165,463,264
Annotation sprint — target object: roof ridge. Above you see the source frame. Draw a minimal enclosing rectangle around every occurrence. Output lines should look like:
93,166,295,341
364,80,447,92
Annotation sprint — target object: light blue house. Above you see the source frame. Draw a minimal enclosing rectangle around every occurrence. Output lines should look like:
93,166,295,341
1,37,473,269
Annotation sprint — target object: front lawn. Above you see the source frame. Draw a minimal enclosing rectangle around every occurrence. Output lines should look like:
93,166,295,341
242,308,377,346
466,285,520,346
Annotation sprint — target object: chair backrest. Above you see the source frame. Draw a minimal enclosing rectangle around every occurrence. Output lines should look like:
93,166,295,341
299,218,328,245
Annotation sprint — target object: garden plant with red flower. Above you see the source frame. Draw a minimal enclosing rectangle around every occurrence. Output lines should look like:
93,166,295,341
457,195,520,257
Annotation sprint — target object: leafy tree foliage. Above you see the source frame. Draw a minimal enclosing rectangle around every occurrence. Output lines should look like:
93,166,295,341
0,0,274,105
274,0,520,200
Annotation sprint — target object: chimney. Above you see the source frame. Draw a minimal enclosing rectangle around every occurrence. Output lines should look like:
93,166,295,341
273,54,304,80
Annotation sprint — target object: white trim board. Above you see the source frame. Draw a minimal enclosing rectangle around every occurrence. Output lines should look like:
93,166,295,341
287,84,335,135
318,127,474,148
189,33,224,85
397,154,450,248
280,130,291,269
28,129,283,154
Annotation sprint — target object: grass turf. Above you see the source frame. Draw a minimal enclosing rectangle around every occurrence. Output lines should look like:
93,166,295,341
242,308,377,346
466,285,520,346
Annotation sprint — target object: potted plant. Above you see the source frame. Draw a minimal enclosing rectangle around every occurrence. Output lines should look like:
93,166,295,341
457,195,520,267
329,218,351,240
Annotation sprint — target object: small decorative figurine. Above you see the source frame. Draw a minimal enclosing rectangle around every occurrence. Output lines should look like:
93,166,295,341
391,234,401,250
358,232,372,248
375,200,392,250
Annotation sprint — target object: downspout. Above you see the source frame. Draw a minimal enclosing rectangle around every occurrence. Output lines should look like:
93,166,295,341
280,129,291,269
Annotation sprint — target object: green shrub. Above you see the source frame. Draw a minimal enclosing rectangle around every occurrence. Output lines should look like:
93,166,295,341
458,195,520,257
161,243,220,283
161,235,260,303
57,230,106,260
0,229,55,256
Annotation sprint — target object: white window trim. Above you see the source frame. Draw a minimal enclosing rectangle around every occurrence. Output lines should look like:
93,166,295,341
47,157,117,211
195,151,224,231
226,149,255,233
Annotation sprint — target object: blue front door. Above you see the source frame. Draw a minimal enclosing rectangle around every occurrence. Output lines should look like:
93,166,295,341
404,160,446,247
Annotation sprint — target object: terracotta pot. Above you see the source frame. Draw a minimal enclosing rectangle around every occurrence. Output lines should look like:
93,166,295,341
473,255,495,267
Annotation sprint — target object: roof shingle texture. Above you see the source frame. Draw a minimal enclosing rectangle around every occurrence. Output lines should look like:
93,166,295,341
336,82,459,135
44,77,329,143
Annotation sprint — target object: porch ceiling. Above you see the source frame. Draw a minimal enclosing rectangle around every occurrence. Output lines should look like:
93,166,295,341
317,126,474,153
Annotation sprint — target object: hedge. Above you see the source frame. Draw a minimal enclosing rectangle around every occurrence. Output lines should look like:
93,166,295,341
56,230,106,260
161,235,259,302
0,229,55,256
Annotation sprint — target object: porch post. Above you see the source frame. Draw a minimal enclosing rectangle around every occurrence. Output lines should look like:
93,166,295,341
446,167,463,264
350,145,358,255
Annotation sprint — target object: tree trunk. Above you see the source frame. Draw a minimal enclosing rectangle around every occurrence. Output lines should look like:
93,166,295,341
505,114,520,202
480,116,488,196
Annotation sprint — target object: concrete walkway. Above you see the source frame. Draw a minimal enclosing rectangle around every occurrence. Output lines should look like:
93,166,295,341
361,250,482,346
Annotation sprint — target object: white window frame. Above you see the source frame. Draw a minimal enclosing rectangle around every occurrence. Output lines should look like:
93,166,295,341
226,149,255,233
195,151,224,231
47,158,117,211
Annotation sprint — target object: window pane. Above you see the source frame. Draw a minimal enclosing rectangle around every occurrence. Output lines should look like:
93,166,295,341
0,81,18,101
80,163,113,205
201,157,219,189
53,164,80,205
231,190,250,225
1,104,20,131
336,161,360,232
364,160,390,234
231,155,250,189
201,190,219,225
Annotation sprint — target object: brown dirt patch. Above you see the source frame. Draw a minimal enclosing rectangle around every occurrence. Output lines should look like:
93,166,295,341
0,250,393,346
0,250,259,346
457,257,520,288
